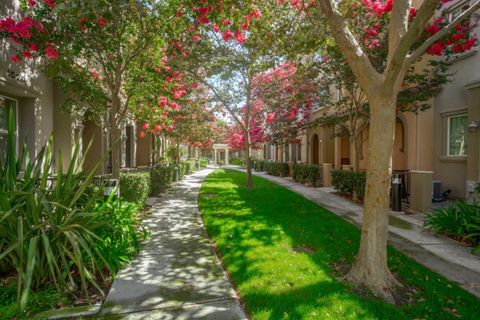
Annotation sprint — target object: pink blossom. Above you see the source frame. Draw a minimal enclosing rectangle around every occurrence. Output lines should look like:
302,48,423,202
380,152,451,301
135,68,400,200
222,29,233,42
45,44,58,59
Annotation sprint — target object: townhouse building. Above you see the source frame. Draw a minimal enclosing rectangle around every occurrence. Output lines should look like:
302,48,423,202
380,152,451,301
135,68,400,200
262,0,480,201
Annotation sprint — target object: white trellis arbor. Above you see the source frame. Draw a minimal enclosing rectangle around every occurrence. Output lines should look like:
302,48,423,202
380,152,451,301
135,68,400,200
212,143,229,165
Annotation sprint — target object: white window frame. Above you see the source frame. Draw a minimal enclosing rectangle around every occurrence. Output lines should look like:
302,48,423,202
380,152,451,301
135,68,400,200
447,113,468,156
0,95,19,154
447,1,470,23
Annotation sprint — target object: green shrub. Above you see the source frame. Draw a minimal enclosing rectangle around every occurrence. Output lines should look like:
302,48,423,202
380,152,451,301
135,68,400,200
231,158,243,166
305,164,321,186
292,162,306,182
255,160,266,171
292,163,322,186
331,170,366,198
264,162,290,177
200,159,208,168
0,108,143,311
120,171,150,207
95,197,149,271
150,164,174,195
178,163,186,179
183,159,197,174
425,200,480,251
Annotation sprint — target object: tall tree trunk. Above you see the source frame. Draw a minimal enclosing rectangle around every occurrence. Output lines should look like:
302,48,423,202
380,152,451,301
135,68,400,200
111,95,121,180
244,129,253,188
345,95,399,303
245,144,253,188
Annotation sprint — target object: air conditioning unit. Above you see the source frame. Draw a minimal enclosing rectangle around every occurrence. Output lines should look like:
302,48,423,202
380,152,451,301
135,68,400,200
432,180,443,202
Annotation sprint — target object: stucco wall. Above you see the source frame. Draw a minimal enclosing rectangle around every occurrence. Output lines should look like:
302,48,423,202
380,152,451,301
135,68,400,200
433,49,479,197
1,0,56,158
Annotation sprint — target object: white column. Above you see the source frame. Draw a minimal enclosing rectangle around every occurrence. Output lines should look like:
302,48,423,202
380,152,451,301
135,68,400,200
225,148,229,165
214,149,217,164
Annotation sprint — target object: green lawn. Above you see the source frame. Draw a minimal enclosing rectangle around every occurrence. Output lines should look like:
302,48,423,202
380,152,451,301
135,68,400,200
198,169,480,320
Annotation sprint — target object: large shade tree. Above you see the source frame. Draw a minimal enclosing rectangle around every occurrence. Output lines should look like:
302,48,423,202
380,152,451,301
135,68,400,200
312,0,454,172
279,0,479,301
170,1,319,187
0,0,227,178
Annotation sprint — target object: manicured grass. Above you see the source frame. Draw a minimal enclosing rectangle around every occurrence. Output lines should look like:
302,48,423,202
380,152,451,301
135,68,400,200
198,169,480,320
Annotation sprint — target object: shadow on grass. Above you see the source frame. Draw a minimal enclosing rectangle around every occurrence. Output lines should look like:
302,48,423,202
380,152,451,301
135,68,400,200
198,169,480,320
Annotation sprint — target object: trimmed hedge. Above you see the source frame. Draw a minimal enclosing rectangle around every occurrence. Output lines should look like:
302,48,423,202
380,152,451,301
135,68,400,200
150,164,175,195
200,159,208,168
264,162,290,177
331,170,366,198
292,163,322,187
120,171,151,206
254,160,267,171
231,158,243,166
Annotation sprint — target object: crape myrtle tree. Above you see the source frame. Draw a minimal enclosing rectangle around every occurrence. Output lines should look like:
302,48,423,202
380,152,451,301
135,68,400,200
170,1,316,188
251,61,318,147
0,0,228,179
226,61,318,159
136,84,218,164
313,0,453,173
280,0,479,301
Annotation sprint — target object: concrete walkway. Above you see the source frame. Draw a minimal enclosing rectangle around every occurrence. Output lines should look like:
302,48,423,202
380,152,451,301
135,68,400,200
99,168,247,319
227,166,480,298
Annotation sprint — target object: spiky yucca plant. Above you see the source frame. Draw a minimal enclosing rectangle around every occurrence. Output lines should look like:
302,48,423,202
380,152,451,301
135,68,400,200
0,107,112,312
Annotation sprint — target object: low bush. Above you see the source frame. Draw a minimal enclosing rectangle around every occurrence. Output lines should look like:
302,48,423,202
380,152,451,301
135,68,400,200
231,158,243,166
425,201,480,252
292,162,306,182
264,162,290,177
0,108,145,311
95,196,149,271
183,159,197,174
332,170,366,198
150,164,174,195
200,159,208,168
120,171,150,207
255,160,267,171
292,163,322,187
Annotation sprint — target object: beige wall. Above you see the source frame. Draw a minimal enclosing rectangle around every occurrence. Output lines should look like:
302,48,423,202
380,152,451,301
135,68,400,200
82,121,105,175
465,81,480,202
1,0,74,165
433,48,480,197
136,124,152,167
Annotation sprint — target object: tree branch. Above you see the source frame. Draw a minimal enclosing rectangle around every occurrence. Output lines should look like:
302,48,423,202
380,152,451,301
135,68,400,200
316,0,381,91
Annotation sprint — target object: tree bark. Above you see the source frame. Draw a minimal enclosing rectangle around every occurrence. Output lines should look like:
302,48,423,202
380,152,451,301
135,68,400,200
110,95,121,180
244,129,253,188
345,95,399,303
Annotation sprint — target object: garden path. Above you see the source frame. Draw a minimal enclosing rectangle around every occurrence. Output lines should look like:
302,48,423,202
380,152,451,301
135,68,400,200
99,168,247,320
227,166,480,298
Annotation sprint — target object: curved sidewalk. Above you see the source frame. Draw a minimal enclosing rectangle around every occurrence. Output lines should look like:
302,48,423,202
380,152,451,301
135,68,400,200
227,166,480,298
99,168,247,319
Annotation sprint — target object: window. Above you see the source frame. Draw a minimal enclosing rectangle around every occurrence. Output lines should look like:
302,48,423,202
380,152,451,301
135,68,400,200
447,114,468,156
447,1,469,22
0,96,18,162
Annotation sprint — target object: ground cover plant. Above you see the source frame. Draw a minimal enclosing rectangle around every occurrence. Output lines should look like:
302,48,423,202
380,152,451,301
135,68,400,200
199,169,480,320
425,201,480,252
0,110,147,318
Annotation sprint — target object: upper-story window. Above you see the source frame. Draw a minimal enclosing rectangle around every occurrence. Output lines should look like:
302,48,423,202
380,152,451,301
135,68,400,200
447,113,468,156
447,1,470,22
0,96,18,162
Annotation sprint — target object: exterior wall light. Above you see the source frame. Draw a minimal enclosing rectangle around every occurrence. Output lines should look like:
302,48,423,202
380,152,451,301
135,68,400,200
468,120,479,133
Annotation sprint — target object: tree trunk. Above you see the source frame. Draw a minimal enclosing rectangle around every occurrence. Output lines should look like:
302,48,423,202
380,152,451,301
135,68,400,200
244,143,253,188
110,95,121,180
345,95,400,303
